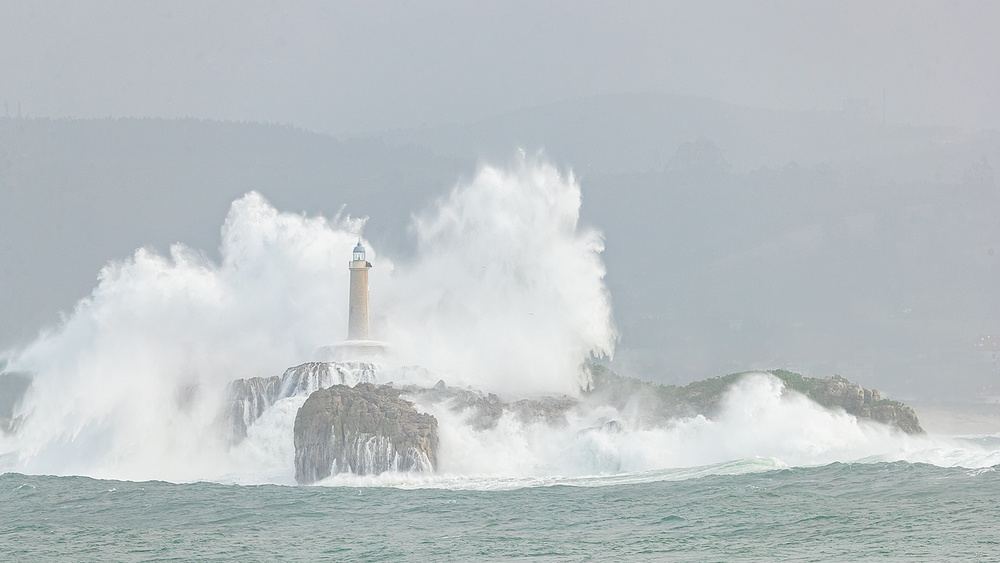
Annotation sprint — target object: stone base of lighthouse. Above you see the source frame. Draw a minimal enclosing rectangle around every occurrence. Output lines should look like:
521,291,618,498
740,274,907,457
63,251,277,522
315,340,390,362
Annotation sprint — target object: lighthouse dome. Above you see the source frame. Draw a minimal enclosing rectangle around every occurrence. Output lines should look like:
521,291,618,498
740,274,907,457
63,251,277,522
353,242,366,261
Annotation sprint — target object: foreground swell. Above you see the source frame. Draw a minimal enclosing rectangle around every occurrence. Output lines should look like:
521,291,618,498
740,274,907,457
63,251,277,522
3,462,999,561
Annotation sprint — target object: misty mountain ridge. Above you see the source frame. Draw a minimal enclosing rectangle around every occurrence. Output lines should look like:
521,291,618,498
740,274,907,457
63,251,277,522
374,92,1000,181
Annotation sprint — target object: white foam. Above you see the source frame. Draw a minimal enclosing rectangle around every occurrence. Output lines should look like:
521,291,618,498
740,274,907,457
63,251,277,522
0,157,615,482
400,373,1000,485
3,157,998,486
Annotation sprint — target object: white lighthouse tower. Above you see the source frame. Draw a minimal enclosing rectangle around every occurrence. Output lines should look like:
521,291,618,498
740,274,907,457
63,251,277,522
347,241,372,340
316,240,388,361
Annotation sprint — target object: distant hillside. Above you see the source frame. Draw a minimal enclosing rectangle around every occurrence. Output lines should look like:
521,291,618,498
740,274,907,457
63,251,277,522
580,149,1000,391
374,96,1000,401
1,109,998,402
375,92,1000,179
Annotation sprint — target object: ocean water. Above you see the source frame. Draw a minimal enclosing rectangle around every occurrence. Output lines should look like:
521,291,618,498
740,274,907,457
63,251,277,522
3,460,999,561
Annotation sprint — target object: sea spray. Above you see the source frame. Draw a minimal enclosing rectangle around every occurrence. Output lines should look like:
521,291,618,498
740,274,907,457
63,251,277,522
397,373,1000,481
2,157,999,485
0,157,616,481
1,193,370,481
383,156,615,395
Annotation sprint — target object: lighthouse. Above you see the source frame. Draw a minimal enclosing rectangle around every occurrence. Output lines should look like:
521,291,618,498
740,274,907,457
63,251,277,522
315,240,388,361
347,241,372,340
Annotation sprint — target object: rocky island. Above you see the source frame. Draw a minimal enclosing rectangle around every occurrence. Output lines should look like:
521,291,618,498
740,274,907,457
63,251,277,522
224,363,923,483
582,365,924,435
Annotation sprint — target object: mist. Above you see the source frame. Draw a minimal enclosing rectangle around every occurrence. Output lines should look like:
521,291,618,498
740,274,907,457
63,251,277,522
0,158,616,479
2,1,999,132
2,2,999,411
6,8,1000,563
3,157,998,484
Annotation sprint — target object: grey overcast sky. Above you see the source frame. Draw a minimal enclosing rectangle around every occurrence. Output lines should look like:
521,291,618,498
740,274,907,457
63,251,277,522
1,0,998,133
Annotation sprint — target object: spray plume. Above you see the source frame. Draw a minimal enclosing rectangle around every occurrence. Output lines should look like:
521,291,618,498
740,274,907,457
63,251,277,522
1,157,614,480
1,157,996,485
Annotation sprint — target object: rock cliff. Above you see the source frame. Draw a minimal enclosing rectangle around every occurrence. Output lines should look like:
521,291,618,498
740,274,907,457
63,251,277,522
224,361,377,444
293,383,438,484
805,374,923,434
226,362,923,485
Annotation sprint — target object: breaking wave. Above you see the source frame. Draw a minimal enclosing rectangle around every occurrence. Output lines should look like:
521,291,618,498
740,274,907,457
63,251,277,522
1,156,998,486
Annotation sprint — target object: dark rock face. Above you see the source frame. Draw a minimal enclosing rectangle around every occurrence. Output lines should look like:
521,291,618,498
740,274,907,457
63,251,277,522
864,401,923,435
804,376,923,434
293,383,438,484
808,377,881,411
224,362,377,444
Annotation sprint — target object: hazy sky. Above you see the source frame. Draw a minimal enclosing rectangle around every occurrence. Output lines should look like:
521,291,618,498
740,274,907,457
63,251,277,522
1,0,998,133
2,1,999,399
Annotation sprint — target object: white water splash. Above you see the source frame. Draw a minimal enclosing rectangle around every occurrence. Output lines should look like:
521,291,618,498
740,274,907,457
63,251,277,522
0,157,615,481
2,157,998,486
399,373,1000,487
383,158,614,395
304,373,1000,491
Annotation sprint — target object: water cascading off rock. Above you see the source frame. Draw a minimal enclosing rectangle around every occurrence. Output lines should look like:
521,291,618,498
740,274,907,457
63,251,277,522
224,361,378,445
293,383,438,484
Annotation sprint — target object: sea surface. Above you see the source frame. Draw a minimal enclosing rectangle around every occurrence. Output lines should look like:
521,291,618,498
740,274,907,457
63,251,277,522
3,460,999,561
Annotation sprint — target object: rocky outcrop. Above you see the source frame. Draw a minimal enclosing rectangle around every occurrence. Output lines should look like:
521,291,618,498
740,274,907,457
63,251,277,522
807,376,881,411
224,361,377,444
402,381,577,430
584,365,925,434
293,383,438,484
863,400,923,435
799,375,923,434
